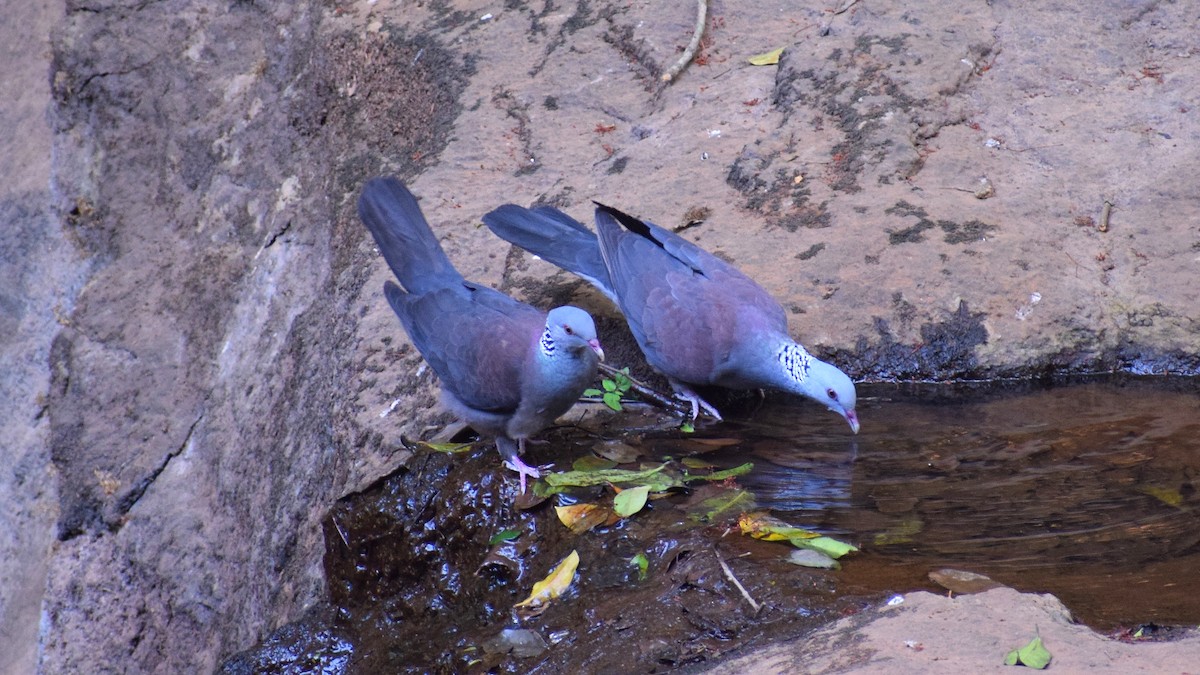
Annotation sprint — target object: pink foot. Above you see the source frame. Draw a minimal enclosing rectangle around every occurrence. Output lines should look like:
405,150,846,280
671,381,723,421
503,456,542,494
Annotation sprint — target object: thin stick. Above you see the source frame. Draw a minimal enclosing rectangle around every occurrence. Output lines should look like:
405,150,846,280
832,0,860,16
598,363,690,415
1099,200,1113,233
716,551,762,614
662,0,707,82
331,516,350,549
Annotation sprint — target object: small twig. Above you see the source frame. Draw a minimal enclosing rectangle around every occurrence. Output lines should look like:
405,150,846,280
598,363,690,415
1062,251,1094,274
662,0,707,82
1099,199,1114,233
1009,142,1064,153
832,0,860,16
331,516,350,549
716,551,761,614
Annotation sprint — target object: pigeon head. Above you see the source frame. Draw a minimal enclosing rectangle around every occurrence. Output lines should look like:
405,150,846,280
773,342,859,433
803,359,859,433
544,306,605,362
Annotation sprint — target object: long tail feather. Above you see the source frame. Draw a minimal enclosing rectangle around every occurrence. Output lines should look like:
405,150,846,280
358,177,464,294
483,204,615,299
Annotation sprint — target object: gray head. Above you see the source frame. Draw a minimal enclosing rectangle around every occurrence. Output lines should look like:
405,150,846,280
544,306,605,362
804,359,859,433
775,343,859,433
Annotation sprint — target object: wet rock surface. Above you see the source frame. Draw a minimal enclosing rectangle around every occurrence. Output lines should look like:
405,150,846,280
4,0,1199,672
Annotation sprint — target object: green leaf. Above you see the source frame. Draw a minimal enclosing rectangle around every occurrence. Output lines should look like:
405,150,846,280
679,421,695,433
419,441,475,454
602,379,617,392
1004,636,1051,669
684,462,753,483
582,388,603,397
544,464,680,491
488,529,522,546
612,371,632,393
791,535,858,559
748,47,784,66
613,485,652,517
630,552,649,580
695,488,757,522
603,391,623,411
1003,634,1051,667
531,479,560,498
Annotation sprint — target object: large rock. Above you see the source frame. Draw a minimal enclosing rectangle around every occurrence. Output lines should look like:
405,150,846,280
19,0,468,671
704,588,1200,674
0,4,68,672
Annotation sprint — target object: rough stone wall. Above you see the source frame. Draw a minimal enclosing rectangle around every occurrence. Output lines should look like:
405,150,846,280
0,4,69,672
11,0,468,671
39,2,342,671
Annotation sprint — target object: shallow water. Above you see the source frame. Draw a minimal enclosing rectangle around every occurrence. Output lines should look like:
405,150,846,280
224,377,1200,672
699,377,1200,630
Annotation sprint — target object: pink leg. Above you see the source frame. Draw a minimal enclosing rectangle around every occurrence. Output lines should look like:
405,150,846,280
670,380,723,421
497,437,541,494
502,455,541,495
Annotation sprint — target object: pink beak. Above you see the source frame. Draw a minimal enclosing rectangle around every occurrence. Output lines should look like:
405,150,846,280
588,338,605,362
844,408,860,434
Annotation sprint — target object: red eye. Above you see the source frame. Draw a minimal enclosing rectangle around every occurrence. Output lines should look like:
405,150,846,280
564,325,574,335
827,388,838,401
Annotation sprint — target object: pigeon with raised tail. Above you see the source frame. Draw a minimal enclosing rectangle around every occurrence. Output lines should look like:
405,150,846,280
359,177,605,491
482,202,858,432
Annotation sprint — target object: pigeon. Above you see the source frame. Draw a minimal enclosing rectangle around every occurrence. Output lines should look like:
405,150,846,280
482,202,859,432
358,177,606,491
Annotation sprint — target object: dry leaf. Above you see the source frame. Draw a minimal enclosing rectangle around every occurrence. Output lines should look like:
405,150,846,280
555,503,616,533
738,511,858,559
748,47,784,66
515,550,580,613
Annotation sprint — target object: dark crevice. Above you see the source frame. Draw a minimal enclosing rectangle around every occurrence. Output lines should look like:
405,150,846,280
109,412,204,531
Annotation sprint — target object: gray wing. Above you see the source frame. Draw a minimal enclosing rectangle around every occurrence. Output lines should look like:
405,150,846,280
593,204,787,385
385,280,543,414
482,204,616,301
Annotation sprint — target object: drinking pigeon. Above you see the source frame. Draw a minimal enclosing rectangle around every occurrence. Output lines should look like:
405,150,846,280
359,177,606,491
482,202,858,432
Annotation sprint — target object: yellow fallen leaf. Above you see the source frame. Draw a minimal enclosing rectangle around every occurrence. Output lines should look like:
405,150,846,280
554,503,615,533
872,515,924,546
738,511,858,559
738,512,818,541
515,550,580,611
1138,485,1183,508
748,47,784,66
